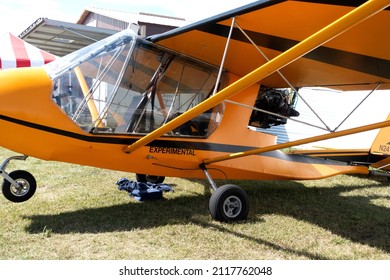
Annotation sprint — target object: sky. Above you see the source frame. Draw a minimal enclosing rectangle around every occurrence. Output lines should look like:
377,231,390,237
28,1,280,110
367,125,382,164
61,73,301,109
0,0,256,36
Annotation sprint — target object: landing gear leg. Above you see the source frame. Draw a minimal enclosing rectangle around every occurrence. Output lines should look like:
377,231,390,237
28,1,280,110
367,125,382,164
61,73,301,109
0,156,37,203
200,164,249,222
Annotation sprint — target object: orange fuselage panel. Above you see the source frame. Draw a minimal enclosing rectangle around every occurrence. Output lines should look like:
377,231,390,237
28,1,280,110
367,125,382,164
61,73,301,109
0,67,368,180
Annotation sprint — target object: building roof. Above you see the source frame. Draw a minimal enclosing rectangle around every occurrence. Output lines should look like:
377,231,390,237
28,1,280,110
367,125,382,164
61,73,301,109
19,18,116,57
77,7,189,27
19,8,190,57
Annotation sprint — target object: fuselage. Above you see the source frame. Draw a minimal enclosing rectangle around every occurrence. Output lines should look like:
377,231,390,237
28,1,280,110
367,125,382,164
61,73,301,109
0,30,369,181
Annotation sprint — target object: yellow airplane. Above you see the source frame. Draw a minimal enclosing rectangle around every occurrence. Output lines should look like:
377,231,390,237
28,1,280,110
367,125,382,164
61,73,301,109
1,0,390,222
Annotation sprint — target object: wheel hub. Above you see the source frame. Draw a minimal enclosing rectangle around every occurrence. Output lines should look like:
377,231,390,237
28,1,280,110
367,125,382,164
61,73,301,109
223,195,242,218
11,180,30,197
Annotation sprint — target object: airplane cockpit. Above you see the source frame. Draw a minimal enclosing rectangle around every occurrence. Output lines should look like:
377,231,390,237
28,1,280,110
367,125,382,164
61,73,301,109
45,29,225,138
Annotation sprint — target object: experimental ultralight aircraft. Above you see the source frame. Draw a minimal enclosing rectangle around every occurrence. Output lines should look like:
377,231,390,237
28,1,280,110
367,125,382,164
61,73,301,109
1,0,390,222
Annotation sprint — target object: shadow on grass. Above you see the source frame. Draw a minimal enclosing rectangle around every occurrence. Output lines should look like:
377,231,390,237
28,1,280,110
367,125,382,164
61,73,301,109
23,177,390,258
245,178,390,254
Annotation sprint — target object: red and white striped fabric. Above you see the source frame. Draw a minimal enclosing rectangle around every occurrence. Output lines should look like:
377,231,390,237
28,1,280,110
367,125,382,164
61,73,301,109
0,32,56,69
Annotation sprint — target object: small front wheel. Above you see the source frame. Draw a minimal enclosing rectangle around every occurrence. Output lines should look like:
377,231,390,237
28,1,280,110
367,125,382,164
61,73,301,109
209,184,249,222
2,170,37,203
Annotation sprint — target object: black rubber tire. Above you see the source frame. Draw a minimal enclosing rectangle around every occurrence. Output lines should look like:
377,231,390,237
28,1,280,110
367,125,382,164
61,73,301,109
2,170,37,203
135,173,165,184
209,184,249,222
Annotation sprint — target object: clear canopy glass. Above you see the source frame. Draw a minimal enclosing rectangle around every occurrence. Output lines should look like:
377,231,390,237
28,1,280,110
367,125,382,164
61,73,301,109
45,29,225,138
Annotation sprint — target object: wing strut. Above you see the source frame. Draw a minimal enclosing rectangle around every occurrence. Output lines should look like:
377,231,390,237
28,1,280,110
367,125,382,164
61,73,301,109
203,119,390,165
213,16,236,95
124,0,390,154
333,83,382,132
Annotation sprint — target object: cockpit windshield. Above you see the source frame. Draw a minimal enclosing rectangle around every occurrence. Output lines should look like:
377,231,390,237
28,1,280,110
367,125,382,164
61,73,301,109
45,29,225,138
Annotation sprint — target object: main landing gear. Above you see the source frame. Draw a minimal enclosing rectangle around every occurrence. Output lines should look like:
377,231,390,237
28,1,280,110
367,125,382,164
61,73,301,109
201,164,249,223
1,157,249,222
0,156,37,203
135,167,250,223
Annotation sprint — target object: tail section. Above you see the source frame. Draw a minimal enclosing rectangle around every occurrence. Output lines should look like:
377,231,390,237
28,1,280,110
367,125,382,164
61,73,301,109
369,113,390,173
370,113,390,156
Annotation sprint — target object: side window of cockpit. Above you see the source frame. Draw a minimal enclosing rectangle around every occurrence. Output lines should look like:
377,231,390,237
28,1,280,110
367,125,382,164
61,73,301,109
99,46,161,133
85,42,225,137
51,41,136,132
52,73,84,117
156,58,222,137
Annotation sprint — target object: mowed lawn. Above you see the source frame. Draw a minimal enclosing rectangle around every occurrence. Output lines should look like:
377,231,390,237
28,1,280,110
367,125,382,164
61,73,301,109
0,147,390,260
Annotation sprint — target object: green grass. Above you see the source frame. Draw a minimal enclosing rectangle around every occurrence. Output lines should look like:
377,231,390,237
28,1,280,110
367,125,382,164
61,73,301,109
0,148,390,259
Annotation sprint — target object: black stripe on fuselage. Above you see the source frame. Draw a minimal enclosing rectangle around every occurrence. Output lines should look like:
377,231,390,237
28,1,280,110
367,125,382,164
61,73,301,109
0,114,349,166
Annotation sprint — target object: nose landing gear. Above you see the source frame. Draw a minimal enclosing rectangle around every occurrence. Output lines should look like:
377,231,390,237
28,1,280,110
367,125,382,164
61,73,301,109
0,156,37,203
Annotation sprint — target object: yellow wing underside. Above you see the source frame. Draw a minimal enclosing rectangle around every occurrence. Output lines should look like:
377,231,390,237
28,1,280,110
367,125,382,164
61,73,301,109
149,0,390,91
125,0,390,154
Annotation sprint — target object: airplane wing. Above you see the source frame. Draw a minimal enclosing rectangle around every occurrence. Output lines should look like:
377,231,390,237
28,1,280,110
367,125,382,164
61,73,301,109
148,0,390,90
125,0,390,153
